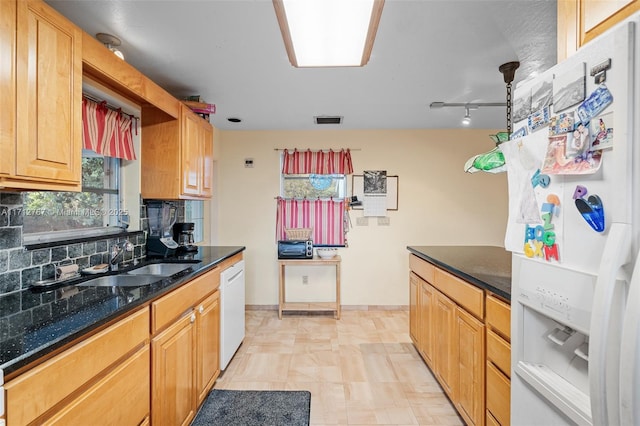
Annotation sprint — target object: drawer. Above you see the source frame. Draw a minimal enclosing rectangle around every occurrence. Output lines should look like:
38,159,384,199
486,294,511,340
434,268,484,319
486,361,511,426
487,329,511,378
6,308,149,426
152,267,220,333
46,344,150,425
409,254,435,283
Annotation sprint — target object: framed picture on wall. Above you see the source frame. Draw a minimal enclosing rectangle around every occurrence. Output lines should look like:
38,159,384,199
351,175,398,210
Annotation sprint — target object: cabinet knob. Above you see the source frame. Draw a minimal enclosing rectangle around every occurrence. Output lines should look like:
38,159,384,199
199,305,204,314
190,313,196,323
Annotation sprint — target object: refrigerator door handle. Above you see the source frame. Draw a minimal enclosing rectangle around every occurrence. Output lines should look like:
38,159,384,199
590,222,632,426
620,249,640,426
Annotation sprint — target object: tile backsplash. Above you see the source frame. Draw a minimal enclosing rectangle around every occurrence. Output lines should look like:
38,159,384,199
0,192,147,295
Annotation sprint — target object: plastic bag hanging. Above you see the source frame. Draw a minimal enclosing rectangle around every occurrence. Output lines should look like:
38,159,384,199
464,146,507,173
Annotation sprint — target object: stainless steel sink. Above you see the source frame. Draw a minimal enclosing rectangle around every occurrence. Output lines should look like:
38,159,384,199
77,274,161,287
126,263,196,277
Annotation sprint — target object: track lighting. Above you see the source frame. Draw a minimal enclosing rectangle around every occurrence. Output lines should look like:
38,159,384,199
96,33,125,60
461,107,471,126
429,102,505,127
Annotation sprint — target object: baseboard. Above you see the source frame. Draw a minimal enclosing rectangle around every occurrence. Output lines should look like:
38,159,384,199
245,304,408,311
342,305,408,311
245,305,279,311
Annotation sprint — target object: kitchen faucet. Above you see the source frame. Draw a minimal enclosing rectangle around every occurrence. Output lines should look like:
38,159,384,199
110,241,134,271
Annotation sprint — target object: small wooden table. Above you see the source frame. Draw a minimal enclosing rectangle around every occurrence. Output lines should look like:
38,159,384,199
278,256,341,319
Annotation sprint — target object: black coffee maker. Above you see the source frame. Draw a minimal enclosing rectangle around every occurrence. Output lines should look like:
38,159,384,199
173,222,198,253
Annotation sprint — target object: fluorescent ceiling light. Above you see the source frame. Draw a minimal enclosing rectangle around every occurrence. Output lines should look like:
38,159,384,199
273,0,384,67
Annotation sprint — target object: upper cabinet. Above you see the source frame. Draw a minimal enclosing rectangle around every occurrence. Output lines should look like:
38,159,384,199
0,0,82,191
141,104,213,200
558,0,640,61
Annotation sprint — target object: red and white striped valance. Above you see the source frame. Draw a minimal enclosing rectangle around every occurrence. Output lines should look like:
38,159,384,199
276,198,347,246
82,97,136,160
281,149,353,175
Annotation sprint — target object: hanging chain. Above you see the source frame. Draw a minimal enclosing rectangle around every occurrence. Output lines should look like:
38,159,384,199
499,61,519,137
506,82,512,135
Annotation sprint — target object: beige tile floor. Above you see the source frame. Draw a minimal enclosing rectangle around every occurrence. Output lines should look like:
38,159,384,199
214,309,464,426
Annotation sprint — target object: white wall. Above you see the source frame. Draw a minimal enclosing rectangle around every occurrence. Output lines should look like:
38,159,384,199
212,129,508,307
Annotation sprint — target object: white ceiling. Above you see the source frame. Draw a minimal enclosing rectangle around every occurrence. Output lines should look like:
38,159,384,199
46,0,558,131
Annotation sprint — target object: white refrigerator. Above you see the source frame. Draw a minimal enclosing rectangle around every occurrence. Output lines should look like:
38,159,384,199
500,12,640,426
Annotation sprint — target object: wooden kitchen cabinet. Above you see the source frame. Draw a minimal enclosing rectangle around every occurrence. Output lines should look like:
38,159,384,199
456,307,485,426
152,311,198,426
151,267,221,425
419,279,435,368
409,253,498,426
181,109,213,198
485,293,511,425
5,308,150,425
196,290,221,406
46,344,150,426
409,272,419,344
434,290,457,401
0,0,82,191
0,0,16,178
558,0,640,61
3,258,229,426
141,103,213,200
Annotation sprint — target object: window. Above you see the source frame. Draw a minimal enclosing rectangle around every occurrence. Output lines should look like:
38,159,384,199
277,149,352,247
185,200,204,244
281,173,347,199
23,150,124,243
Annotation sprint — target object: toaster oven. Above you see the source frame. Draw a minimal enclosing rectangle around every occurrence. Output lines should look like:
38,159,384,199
277,240,313,259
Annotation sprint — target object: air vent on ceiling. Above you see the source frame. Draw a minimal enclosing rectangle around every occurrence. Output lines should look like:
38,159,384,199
314,116,343,125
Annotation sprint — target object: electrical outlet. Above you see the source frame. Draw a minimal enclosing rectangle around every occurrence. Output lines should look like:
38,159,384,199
356,217,368,226
378,216,390,226
302,275,309,284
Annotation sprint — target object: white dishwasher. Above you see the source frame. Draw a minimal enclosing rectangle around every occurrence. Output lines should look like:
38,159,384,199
219,259,245,370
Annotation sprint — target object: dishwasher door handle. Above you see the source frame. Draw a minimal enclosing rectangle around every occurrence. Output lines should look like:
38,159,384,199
225,269,244,283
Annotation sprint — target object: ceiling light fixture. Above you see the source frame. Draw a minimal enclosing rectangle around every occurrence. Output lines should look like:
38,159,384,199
461,107,471,126
96,33,125,60
430,102,505,128
272,0,385,68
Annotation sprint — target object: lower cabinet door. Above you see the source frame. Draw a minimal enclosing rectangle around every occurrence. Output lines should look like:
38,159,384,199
196,290,220,405
456,307,485,426
47,344,150,425
152,311,197,426
434,291,457,399
419,280,435,368
409,272,419,344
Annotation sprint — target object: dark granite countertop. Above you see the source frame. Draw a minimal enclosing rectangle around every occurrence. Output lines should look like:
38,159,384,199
0,246,245,379
407,246,511,301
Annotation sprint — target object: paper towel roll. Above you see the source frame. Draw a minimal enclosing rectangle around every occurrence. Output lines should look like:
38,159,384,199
56,264,79,280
